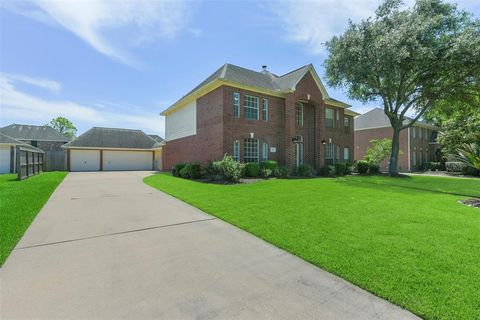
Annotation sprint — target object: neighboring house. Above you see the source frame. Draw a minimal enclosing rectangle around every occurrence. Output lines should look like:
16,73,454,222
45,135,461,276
0,124,70,151
62,127,164,171
161,63,358,170
0,132,44,174
354,108,441,172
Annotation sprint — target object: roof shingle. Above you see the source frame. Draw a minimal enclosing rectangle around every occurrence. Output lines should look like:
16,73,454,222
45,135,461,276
0,124,69,141
63,127,162,149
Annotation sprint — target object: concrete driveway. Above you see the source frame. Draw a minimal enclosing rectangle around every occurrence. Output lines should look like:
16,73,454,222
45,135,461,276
1,172,419,319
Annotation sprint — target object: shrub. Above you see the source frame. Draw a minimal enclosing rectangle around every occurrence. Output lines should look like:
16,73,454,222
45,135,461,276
295,164,316,177
334,163,347,176
244,163,260,177
260,160,278,172
179,163,202,179
273,166,288,178
445,161,466,173
172,163,186,177
260,168,273,178
319,165,335,177
463,166,480,176
368,163,380,175
212,155,245,182
356,160,369,174
426,162,441,171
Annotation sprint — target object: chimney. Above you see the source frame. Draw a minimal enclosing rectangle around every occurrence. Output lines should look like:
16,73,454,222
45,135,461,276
261,65,268,73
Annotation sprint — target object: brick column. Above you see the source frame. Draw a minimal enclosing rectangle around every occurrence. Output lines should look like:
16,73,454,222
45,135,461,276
284,93,297,168
315,100,326,168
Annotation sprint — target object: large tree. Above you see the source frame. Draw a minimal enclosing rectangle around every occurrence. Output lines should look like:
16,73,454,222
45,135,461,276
325,0,480,175
45,116,77,140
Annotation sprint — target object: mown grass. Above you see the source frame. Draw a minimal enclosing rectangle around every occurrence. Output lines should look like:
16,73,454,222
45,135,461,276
0,172,67,266
145,173,480,320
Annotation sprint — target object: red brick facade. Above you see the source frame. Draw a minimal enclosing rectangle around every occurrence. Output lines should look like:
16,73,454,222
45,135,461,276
163,73,355,171
354,126,440,172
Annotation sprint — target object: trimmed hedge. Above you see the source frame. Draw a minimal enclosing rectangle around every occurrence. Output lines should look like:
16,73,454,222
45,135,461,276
244,163,260,177
446,161,466,173
172,163,186,177
295,164,316,177
179,163,202,179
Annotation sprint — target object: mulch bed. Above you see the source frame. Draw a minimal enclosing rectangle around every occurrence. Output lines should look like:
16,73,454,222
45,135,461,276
459,198,480,208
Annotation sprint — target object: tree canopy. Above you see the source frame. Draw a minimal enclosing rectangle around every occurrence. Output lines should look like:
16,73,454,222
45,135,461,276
325,0,480,175
45,117,77,140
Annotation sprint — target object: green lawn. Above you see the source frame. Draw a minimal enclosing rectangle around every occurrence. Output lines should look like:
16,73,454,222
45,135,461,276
0,172,67,266
145,173,480,320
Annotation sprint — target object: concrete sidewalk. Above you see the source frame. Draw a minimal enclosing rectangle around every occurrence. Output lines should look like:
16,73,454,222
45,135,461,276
1,171,420,319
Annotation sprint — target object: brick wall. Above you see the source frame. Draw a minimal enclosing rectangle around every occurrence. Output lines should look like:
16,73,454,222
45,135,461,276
163,72,355,171
163,86,224,170
222,85,286,165
20,140,67,151
354,127,409,172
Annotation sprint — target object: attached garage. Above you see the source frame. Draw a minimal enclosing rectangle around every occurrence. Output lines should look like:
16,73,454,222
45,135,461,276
63,127,164,172
103,150,153,171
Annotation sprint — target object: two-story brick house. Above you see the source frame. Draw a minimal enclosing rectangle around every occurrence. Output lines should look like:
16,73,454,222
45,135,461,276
354,108,441,172
161,64,358,170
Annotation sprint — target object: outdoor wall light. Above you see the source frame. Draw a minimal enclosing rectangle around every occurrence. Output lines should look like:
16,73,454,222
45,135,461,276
321,140,326,145
250,132,254,138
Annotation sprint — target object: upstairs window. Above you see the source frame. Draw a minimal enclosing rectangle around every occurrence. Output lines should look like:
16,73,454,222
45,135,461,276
326,108,334,128
262,143,268,161
244,138,259,163
344,117,350,133
232,141,240,161
262,98,269,121
424,128,428,141
412,127,416,139
336,110,340,128
244,95,259,120
418,127,423,140
295,102,304,126
232,92,240,118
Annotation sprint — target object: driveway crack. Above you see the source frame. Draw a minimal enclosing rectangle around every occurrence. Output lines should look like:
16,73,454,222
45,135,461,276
15,218,217,250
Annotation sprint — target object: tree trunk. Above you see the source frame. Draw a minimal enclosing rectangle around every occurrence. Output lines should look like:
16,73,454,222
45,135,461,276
389,127,401,176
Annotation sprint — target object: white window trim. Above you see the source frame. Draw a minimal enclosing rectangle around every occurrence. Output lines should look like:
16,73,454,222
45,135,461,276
262,142,268,161
233,141,240,161
244,95,259,120
296,102,304,127
262,98,269,122
233,92,240,118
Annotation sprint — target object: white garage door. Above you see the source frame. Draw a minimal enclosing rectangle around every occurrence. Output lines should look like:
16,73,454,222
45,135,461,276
0,145,11,173
103,150,153,171
70,150,100,171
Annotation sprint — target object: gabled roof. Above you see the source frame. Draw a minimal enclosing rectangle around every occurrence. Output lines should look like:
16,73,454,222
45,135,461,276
63,127,163,150
0,124,70,142
148,134,165,144
0,132,45,152
161,63,352,116
354,108,440,131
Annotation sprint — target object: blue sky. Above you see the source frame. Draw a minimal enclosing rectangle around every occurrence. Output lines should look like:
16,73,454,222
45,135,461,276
1,0,479,137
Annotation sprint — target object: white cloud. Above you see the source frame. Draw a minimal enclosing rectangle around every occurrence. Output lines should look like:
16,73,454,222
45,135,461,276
270,0,477,55
3,73,62,92
0,73,164,135
6,0,194,66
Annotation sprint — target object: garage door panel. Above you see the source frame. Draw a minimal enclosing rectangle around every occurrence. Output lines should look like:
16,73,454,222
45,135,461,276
0,146,11,174
103,151,152,171
70,150,100,171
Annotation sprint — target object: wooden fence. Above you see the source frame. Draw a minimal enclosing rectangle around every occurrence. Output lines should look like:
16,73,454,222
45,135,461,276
44,150,66,171
17,146,44,180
